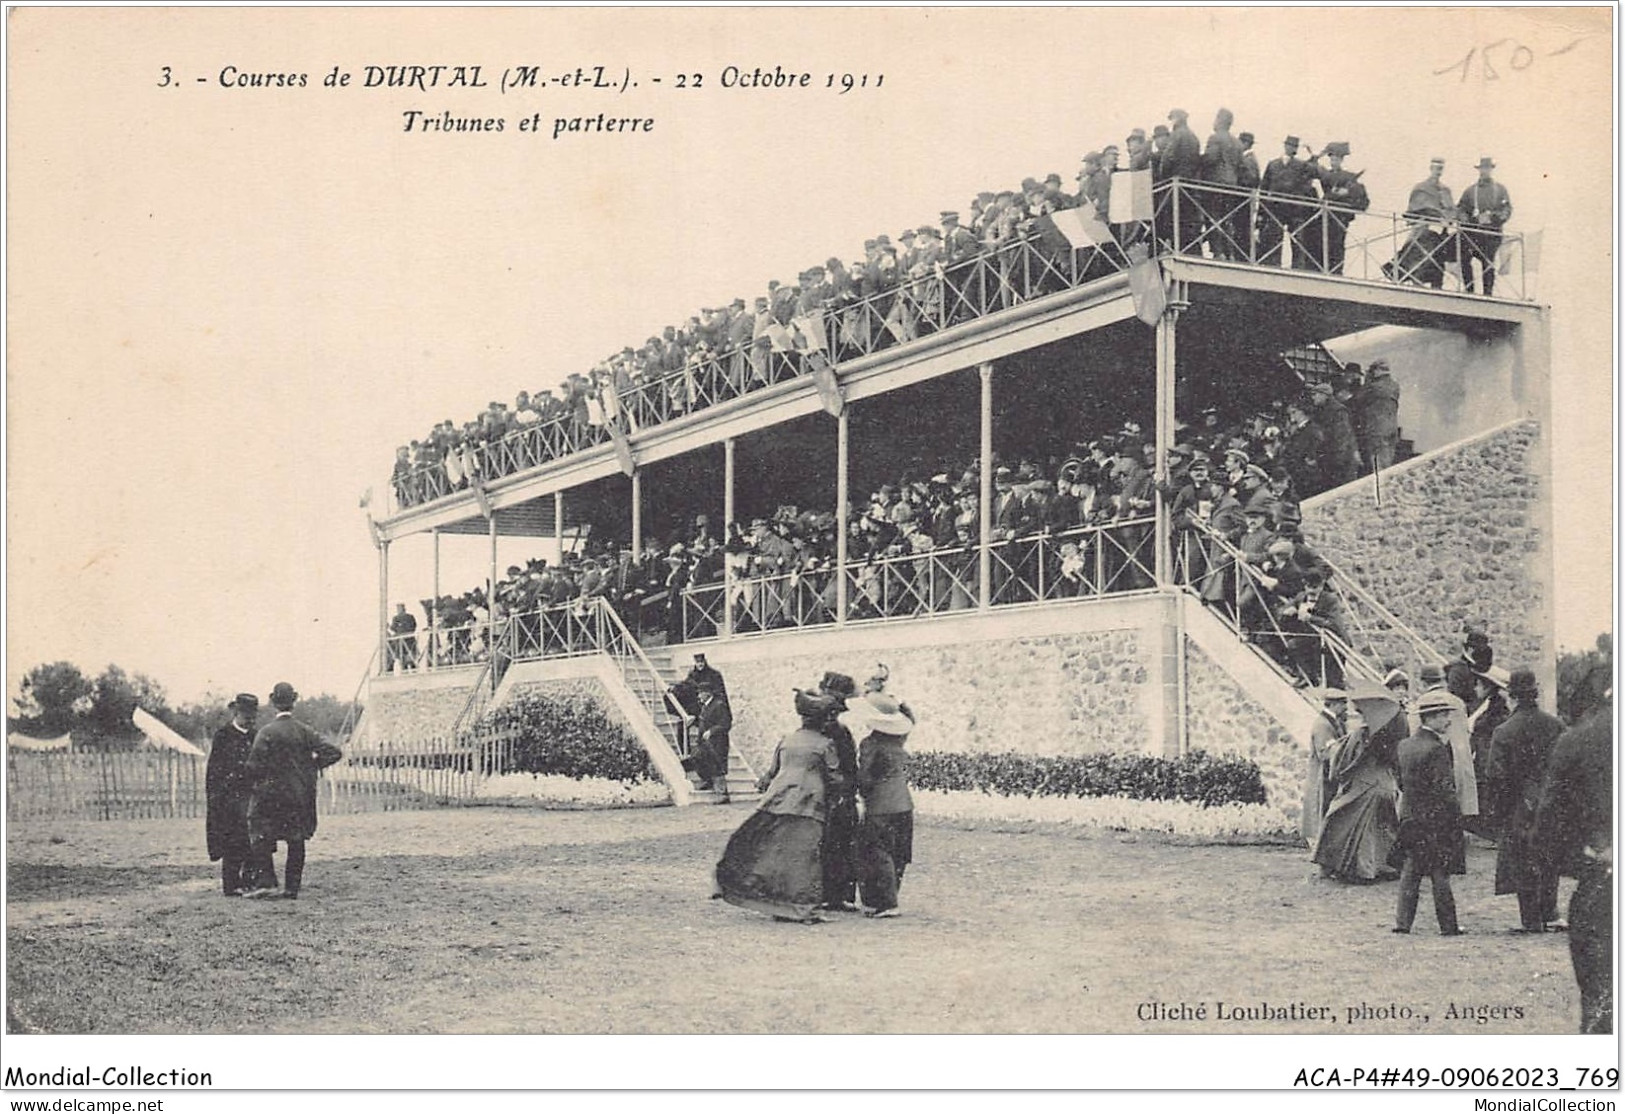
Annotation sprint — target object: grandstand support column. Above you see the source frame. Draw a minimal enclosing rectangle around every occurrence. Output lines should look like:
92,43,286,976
1153,282,1189,586
377,540,389,675
488,514,498,660
723,437,736,637
836,409,849,625
554,491,565,559
978,361,993,611
631,470,642,556
431,528,440,667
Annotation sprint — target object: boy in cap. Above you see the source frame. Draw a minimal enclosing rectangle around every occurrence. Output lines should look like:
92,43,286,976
206,693,260,896
1393,689,1467,935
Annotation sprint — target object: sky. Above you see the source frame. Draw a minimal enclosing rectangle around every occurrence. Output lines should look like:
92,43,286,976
5,6,1615,707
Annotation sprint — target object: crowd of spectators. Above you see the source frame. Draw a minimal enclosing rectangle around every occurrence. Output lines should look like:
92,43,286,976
388,102,1499,513
385,346,1399,674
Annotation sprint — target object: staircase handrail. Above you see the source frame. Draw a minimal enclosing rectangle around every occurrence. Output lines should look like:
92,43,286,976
594,598,758,783
1315,553,1449,668
1174,520,1385,689
337,646,379,743
450,659,495,739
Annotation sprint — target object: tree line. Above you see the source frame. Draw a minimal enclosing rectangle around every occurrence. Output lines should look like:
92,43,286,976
9,661,354,751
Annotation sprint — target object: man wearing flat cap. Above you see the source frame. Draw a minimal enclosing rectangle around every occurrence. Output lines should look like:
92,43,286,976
1393,689,1466,935
1457,157,1513,295
1487,669,1566,932
242,682,344,899
206,693,260,896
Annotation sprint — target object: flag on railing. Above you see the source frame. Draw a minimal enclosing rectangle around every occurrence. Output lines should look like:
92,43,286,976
1129,252,1167,324
472,480,492,519
1038,208,1116,251
607,418,636,477
790,310,827,353
1498,229,1541,276
1110,169,1154,223
810,356,843,418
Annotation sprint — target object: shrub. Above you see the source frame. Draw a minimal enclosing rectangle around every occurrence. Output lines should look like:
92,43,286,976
473,691,658,784
907,749,1266,806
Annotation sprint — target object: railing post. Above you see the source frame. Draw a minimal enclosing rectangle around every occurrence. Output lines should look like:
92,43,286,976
836,410,849,625
377,539,390,675
978,361,993,612
722,437,736,637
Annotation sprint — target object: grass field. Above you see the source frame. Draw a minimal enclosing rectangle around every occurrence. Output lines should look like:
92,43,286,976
5,804,1583,1034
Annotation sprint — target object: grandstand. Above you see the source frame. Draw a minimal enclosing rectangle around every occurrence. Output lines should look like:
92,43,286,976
353,176,1552,816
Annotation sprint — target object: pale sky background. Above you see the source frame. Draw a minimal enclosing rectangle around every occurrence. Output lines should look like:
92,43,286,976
6,6,1615,708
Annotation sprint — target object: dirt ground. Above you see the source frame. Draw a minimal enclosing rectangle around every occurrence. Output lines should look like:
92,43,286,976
5,804,1584,1034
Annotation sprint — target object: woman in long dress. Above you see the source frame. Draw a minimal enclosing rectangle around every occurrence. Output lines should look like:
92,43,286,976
1313,703,1402,882
714,689,845,923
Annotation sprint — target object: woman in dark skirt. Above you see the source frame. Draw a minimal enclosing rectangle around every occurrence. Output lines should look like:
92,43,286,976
714,689,845,923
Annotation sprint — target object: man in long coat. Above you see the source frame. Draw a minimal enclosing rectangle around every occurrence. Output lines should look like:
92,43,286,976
1352,359,1401,472
205,693,259,896
691,680,733,800
1393,690,1465,935
243,682,343,900
1488,669,1566,932
1534,690,1613,1033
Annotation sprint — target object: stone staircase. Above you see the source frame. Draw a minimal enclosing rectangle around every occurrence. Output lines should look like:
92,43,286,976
640,644,760,804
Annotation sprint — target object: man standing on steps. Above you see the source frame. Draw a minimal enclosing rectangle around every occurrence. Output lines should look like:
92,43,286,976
1351,359,1401,473
691,679,733,801
242,682,344,900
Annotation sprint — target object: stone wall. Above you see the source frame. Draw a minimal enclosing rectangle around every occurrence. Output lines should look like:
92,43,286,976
1303,420,1549,676
1182,641,1303,818
360,679,476,743
720,628,1153,774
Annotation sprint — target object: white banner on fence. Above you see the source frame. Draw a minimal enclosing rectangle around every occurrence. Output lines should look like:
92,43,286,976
7,730,71,751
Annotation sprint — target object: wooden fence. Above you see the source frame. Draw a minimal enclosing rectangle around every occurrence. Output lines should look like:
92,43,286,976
6,732,532,821
6,750,205,821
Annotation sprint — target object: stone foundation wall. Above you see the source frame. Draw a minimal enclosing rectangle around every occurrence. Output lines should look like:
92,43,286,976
1303,420,1549,675
361,681,475,743
1182,641,1303,817
720,628,1152,773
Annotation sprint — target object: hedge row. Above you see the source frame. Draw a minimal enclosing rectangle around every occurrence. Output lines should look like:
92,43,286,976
907,749,1267,806
474,691,658,784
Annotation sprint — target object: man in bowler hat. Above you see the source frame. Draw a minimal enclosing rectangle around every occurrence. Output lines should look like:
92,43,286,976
205,693,259,896
1393,690,1466,935
243,682,343,899
1488,669,1566,932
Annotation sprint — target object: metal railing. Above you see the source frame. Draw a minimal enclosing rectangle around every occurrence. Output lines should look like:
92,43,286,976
1171,520,1380,690
1152,178,1526,299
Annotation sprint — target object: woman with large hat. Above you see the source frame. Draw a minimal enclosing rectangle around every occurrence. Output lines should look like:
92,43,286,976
713,688,846,923
852,691,917,918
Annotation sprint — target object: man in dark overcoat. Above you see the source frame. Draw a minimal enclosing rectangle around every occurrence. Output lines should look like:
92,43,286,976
691,679,733,800
243,682,343,900
1534,687,1613,1033
1352,359,1401,472
1487,669,1566,932
1393,690,1465,935
205,693,259,896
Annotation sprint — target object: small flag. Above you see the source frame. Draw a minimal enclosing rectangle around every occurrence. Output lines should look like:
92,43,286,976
811,359,843,417
1110,169,1154,223
1129,256,1167,324
790,311,827,353
358,487,373,510
585,394,606,427
764,320,795,353
472,481,492,519
607,420,636,477
1048,208,1116,250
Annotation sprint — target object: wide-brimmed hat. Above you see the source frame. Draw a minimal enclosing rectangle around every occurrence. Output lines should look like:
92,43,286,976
1476,156,1496,170
854,692,915,736
229,693,259,711
269,682,298,707
1418,663,1446,685
1416,690,1457,716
